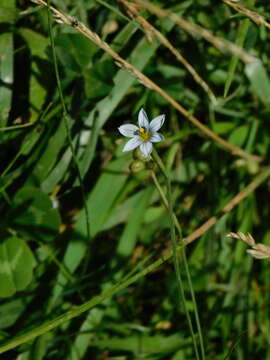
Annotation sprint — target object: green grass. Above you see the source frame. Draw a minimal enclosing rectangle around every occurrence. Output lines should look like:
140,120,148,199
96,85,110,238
1,0,270,359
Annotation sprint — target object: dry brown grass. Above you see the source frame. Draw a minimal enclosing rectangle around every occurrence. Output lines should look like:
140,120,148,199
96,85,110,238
133,0,256,63
116,0,217,104
223,0,270,31
227,232,270,259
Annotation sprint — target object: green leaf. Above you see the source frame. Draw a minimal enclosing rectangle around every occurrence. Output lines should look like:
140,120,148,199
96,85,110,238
19,28,49,59
0,1,17,24
55,33,98,70
102,191,143,231
46,237,86,312
228,124,249,148
41,147,72,193
116,187,153,257
31,120,68,182
155,64,185,79
212,121,238,135
245,60,270,104
84,60,116,99
0,33,13,126
0,299,27,329
93,333,188,355
0,236,35,298
76,156,129,238
12,186,61,242
0,0,14,128
19,29,50,121
68,308,104,360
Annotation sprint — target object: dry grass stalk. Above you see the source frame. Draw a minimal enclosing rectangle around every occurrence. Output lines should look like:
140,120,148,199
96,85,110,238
223,0,270,31
184,166,270,245
227,232,270,260
30,0,262,163
133,0,256,64
117,0,155,41
116,0,217,104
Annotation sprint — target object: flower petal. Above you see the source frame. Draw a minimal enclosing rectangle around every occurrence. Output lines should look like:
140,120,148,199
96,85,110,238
122,137,141,152
140,141,153,157
118,124,138,137
150,132,164,143
149,114,165,132
138,108,150,130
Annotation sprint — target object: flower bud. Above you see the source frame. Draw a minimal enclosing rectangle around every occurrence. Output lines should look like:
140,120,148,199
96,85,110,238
247,160,259,175
133,148,151,162
233,159,259,175
129,160,146,174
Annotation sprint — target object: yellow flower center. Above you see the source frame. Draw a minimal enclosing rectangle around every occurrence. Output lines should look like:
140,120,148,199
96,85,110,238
138,127,151,142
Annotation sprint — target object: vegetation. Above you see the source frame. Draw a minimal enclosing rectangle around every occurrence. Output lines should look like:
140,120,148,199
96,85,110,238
1,0,270,359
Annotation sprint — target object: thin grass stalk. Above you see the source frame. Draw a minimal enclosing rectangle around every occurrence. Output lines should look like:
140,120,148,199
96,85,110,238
151,149,205,360
46,0,91,243
0,122,34,131
151,172,206,359
157,169,206,359
181,249,205,360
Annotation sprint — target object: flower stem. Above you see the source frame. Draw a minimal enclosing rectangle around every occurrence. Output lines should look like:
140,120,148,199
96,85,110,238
151,148,205,360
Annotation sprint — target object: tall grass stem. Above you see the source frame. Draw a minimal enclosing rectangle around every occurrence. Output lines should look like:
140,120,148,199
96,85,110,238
152,148,204,360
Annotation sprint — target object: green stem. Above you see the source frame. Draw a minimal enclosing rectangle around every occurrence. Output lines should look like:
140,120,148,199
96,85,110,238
0,122,35,131
182,248,205,360
151,170,205,360
151,148,203,360
150,171,181,235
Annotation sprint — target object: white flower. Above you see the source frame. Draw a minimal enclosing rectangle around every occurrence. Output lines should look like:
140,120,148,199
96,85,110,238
118,108,165,157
